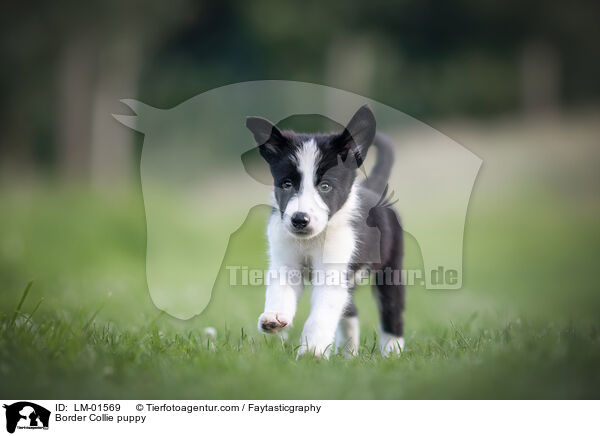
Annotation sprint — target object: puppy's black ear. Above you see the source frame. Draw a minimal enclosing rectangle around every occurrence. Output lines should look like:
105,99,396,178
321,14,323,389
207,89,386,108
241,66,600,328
333,105,376,167
246,116,288,164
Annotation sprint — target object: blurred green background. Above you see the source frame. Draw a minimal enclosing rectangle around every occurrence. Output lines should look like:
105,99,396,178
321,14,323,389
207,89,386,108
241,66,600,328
1,0,599,399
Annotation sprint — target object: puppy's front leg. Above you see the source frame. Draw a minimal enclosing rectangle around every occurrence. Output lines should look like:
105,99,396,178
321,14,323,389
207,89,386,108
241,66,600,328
298,284,350,358
258,266,303,334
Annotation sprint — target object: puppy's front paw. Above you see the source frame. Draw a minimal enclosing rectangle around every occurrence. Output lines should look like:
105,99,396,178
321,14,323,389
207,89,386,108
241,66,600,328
258,312,290,334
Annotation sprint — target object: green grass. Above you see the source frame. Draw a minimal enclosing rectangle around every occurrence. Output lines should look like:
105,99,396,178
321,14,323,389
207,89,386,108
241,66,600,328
1,296,599,399
0,296,600,399
1,180,599,399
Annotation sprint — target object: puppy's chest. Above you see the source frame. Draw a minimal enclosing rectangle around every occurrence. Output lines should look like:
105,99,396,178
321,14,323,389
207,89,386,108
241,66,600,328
272,221,356,267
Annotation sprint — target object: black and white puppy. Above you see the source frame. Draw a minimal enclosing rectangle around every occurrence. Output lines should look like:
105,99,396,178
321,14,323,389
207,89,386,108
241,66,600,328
246,105,405,358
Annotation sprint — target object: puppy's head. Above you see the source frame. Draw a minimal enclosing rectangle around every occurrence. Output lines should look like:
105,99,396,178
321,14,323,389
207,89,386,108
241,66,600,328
246,105,376,239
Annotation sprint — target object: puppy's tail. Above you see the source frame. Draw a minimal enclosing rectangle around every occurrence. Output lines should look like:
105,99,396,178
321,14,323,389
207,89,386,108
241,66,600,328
363,132,395,195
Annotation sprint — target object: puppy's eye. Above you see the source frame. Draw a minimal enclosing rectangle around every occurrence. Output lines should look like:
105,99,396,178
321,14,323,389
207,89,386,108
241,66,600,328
318,181,332,192
281,180,293,190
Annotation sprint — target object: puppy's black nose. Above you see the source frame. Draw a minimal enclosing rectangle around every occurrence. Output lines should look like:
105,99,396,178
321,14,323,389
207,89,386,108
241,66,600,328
291,212,310,229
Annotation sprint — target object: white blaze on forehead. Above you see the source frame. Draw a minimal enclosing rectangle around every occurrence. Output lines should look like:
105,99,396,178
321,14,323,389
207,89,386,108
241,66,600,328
294,139,319,183
280,138,330,237
293,139,328,212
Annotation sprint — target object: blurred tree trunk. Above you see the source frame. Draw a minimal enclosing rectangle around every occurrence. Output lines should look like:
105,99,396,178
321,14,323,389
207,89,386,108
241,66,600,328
0,111,34,182
520,40,561,116
89,39,141,187
57,37,141,185
326,36,375,97
325,36,375,119
57,38,96,179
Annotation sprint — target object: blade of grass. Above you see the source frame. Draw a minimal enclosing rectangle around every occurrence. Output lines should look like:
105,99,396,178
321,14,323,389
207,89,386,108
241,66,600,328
450,320,471,349
83,305,104,330
24,298,44,325
10,280,34,327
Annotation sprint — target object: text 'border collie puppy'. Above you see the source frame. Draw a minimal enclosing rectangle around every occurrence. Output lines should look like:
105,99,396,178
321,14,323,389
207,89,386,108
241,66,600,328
246,105,405,358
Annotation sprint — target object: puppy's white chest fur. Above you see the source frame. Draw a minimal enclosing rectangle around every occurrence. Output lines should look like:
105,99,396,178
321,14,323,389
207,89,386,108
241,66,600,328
267,207,356,268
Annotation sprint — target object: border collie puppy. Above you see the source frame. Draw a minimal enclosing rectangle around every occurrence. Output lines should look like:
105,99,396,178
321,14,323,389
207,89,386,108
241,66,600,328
246,105,405,358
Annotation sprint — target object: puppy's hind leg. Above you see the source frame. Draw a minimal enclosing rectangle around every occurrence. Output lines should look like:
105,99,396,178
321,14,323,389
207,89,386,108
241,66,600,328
335,295,360,357
373,272,404,357
373,279,405,356
374,231,405,357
